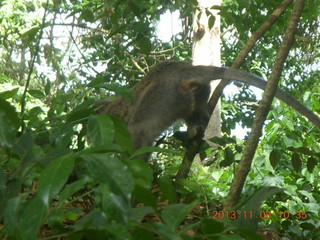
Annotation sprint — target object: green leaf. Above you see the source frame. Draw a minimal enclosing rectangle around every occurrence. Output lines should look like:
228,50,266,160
18,196,48,240
110,116,133,153
37,154,75,206
137,35,152,55
45,80,51,95
161,202,198,231
59,179,87,202
132,227,156,240
208,136,226,146
127,159,153,188
0,88,19,99
133,185,157,208
2,195,21,237
130,206,154,223
128,1,141,15
220,147,234,167
87,115,115,146
200,218,224,235
28,89,45,99
238,228,265,240
81,153,134,200
66,100,96,123
29,106,43,117
74,210,108,231
208,15,216,29
0,99,19,150
269,150,280,169
21,26,40,46
291,152,302,172
236,186,283,230
307,157,317,173
80,9,95,22
158,176,178,203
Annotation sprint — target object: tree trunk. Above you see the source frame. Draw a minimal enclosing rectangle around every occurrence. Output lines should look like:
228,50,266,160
192,0,222,139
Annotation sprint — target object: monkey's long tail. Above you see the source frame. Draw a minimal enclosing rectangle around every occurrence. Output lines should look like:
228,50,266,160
222,68,320,130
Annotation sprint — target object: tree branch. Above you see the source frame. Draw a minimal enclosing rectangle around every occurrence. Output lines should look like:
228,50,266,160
175,0,293,180
208,0,294,113
224,0,306,210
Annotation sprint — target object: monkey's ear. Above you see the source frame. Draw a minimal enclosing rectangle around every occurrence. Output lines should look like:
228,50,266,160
181,78,203,90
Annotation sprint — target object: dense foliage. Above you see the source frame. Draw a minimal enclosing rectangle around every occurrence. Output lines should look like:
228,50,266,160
0,0,319,239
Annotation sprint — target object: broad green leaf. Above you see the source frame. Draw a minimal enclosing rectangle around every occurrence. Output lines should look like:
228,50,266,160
87,115,115,146
28,89,45,99
21,26,40,46
18,196,48,240
0,87,19,99
132,227,157,240
66,100,96,123
127,159,153,188
291,153,302,172
133,185,157,208
29,106,43,116
2,196,21,237
200,218,224,235
237,228,265,240
80,9,95,22
161,202,198,231
0,100,19,150
73,210,129,239
81,153,134,200
0,99,19,129
74,210,108,231
128,1,141,16
37,154,75,205
269,150,280,169
158,176,178,203
220,147,234,167
110,116,133,153
0,109,17,150
150,222,182,240
47,206,65,229
235,186,283,230
307,157,317,173
208,15,216,29
137,35,152,55
129,206,154,223
59,179,87,202
45,80,51,95
209,136,226,146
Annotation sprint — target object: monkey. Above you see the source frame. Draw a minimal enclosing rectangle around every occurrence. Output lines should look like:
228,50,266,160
96,61,320,158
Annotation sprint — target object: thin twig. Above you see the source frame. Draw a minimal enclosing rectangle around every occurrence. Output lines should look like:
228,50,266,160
20,0,50,132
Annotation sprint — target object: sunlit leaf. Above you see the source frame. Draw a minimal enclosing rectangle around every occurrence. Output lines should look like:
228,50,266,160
0,88,19,99
28,89,45,99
